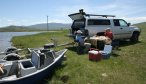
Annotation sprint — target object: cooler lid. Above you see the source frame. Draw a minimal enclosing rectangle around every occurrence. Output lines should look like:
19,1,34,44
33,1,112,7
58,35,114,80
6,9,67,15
89,50,99,55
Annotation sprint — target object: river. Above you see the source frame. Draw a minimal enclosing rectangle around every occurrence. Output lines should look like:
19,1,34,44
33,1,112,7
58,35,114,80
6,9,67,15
0,32,40,52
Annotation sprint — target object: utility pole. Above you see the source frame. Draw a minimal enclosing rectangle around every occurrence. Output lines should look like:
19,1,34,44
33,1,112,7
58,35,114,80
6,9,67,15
47,16,49,31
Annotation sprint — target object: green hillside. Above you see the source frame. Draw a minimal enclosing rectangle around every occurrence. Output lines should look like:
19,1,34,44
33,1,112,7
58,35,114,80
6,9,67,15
134,22,146,28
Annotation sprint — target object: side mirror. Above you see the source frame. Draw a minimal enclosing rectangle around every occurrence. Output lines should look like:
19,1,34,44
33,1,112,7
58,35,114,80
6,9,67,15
127,23,131,26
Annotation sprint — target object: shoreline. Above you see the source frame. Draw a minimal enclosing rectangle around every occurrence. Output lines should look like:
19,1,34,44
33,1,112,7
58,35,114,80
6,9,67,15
8,29,146,84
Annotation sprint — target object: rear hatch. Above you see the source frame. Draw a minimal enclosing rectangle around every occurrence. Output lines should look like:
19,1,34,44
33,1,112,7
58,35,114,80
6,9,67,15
68,9,86,37
68,13,85,20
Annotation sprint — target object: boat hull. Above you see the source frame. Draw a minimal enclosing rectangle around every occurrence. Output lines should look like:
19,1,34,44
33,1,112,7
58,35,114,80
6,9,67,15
0,54,64,84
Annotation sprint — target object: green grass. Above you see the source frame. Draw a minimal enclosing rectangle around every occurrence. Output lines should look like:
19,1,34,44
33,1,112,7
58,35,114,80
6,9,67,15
11,31,72,48
12,28,146,84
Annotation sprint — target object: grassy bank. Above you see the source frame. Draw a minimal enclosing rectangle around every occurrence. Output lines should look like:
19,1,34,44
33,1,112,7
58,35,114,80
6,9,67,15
11,31,72,48
12,29,146,84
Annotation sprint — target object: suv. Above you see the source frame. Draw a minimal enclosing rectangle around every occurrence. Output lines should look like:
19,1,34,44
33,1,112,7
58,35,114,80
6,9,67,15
68,9,141,42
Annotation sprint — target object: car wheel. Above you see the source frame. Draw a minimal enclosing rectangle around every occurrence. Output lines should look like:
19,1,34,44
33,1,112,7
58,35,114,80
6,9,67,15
130,33,139,42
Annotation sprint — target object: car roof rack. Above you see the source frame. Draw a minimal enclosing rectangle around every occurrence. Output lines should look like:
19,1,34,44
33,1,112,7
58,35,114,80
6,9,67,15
79,9,115,18
85,14,115,18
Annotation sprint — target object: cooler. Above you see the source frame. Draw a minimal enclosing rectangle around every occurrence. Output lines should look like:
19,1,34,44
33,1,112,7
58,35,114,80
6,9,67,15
88,48,102,61
102,53,110,59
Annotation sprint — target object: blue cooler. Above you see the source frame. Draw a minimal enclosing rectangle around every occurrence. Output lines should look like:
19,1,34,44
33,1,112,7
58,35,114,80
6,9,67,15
102,53,110,59
99,45,112,59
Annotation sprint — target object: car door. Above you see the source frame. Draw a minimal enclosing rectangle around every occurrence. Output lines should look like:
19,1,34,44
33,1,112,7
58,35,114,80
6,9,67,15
113,19,131,39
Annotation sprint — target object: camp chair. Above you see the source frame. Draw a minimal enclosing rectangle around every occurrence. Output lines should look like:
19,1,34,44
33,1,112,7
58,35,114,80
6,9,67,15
99,45,112,59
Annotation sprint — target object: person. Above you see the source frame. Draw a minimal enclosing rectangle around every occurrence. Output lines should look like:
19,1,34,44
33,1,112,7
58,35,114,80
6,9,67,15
104,28,113,40
75,30,85,54
75,30,84,45
0,64,4,76
104,28,119,49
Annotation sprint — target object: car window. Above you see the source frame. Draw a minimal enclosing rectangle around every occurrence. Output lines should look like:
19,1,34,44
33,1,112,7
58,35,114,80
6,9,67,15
88,19,110,25
114,19,128,26
114,20,120,26
72,19,85,28
119,20,128,26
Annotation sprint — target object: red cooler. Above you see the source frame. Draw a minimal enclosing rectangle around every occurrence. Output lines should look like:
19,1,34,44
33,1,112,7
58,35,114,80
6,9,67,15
88,48,102,61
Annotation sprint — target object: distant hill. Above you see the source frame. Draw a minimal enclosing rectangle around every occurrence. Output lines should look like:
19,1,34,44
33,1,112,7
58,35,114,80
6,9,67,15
27,23,71,30
0,22,145,32
0,23,71,32
133,22,146,29
0,25,32,32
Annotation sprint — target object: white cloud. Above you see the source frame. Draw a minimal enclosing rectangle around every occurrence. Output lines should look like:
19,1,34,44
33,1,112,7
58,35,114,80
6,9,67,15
7,19,17,25
121,16,146,24
1,0,146,27
0,18,16,27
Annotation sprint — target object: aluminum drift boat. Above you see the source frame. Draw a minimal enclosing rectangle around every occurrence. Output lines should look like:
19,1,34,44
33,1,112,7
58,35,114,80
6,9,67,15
0,49,67,84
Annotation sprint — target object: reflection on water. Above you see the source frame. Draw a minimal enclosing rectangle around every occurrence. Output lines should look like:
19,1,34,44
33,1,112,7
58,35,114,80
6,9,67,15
0,32,40,52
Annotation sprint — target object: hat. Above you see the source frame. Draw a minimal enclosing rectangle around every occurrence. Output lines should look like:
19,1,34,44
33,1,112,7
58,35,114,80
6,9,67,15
76,30,82,34
105,28,110,30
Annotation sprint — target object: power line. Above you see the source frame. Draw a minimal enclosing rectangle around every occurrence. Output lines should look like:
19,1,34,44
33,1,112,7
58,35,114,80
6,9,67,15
47,16,49,31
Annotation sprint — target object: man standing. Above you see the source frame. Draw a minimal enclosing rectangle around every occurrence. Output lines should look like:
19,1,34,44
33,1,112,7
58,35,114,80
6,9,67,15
75,30,85,54
104,28,119,49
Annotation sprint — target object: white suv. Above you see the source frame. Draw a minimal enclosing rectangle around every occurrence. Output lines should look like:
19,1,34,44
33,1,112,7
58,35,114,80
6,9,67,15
68,9,141,42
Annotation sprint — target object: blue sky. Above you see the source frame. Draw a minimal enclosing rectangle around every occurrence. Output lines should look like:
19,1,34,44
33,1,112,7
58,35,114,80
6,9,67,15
0,0,146,27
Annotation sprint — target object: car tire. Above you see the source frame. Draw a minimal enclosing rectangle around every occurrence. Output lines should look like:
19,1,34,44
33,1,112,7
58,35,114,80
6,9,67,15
130,32,139,43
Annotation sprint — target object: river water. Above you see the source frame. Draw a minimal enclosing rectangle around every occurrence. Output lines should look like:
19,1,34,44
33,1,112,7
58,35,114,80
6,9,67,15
0,32,40,52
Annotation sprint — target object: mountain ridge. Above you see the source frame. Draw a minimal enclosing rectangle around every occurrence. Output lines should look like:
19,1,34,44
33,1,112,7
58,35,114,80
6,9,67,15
27,23,71,30
0,22,145,32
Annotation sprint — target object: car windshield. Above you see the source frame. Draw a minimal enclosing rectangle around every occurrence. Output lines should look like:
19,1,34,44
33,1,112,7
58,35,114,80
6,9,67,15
72,20,85,29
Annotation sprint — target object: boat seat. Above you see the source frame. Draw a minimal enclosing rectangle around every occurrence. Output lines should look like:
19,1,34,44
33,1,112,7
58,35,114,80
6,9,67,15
31,50,40,68
46,50,55,59
20,60,37,76
39,52,54,69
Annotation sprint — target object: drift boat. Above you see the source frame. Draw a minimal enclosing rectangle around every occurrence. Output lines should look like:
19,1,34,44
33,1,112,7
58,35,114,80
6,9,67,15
0,49,67,84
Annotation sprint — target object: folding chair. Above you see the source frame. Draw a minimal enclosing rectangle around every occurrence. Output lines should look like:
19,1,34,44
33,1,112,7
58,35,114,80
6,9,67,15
99,45,112,59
